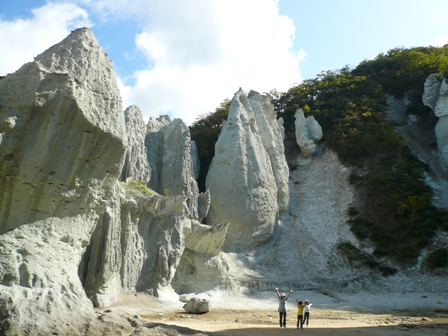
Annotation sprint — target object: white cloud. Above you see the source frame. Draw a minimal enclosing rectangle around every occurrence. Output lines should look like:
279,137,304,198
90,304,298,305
1,0,302,126
434,36,448,46
0,2,92,76
93,0,303,125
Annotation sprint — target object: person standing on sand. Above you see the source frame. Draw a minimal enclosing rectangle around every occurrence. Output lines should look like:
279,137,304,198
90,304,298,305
303,299,312,327
274,288,293,328
296,299,305,329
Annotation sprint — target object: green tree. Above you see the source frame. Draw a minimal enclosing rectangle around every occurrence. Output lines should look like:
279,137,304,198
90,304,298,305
272,48,448,265
189,99,231,191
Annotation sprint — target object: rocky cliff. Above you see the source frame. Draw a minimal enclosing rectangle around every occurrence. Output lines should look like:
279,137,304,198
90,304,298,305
0,28,227,334
1,28,447,335
0,28,126,334
206,89,289,252
423,73,448,164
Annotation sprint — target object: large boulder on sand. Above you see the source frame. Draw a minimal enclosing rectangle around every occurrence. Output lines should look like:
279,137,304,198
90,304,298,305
0,28,126,334
205,89,289,251
183,297,211,314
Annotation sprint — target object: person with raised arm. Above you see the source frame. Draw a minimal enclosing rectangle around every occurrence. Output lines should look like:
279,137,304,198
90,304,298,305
303,299,313,327
274,288,293,328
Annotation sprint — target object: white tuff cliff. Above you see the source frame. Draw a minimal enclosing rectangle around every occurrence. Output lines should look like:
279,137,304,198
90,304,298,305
206,89,289,251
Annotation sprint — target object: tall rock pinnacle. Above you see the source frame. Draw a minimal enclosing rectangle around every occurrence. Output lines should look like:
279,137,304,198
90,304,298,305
0,28,126,334
206,89,289,251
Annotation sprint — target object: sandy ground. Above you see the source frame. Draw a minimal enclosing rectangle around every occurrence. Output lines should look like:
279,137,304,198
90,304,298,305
140,308,448,336
104,290,448,335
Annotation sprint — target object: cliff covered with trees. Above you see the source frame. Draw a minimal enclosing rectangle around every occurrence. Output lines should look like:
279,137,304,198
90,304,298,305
191,45,448,270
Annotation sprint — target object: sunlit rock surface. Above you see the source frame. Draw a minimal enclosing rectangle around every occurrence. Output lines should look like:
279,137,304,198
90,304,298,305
146,116,201,218
423,73,448,161
0,28,126,334
206,89,289,251
294,108,323,158
121,105,152,184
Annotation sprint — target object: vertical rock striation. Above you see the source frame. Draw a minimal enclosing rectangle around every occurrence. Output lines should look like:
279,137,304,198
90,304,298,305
81,107,217,304
146,116,201,219
294,108,323,158
0,28,126,334
206,89,289,251
121,105,152,184
423,73,448,162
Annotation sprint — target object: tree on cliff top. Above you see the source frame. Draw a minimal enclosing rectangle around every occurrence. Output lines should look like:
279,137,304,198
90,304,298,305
189,45,448,266
274,46,448,265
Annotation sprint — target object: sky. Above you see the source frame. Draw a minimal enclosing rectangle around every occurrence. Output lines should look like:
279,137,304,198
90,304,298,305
1,0,448,126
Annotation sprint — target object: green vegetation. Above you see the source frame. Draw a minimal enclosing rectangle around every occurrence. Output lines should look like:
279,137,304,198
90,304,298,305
337,242,397,276
353,46,448,116
189,45,448,267
189,99,231,191
126,179,158,196
273,46,448,265
424,248,448,270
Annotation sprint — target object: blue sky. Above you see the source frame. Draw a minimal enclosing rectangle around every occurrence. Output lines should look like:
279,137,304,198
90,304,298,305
1,0,447,125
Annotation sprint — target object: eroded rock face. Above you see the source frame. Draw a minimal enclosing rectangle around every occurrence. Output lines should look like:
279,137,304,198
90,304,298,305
146,116,201,219
423,74,448,161
82,183,227,302
278,117,285,140
0,26,225,334
121,105,152,184
79,106,218,304
0,28,126,334
423,74,448,117
146,115,172,192
191,140,200,180
205,89,289,251
294,108,323,158
117,189,190,295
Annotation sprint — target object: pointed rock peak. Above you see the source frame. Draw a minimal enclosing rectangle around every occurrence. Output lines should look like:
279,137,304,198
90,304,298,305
206,88,289,251
125,105,146,128
295,108,323,158
122,105,152,184
28,27,125,141
34,28,106,74
147,114,172,133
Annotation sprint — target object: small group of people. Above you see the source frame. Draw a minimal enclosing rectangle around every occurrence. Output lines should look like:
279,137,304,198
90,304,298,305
274,288,312,329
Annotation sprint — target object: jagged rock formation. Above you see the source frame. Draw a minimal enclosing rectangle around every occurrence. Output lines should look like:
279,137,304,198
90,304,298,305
81,112,217,303
0,27,220,334
423,73,448,162
191,140,200,180
81,183,221,306
2,26,447,336
145,115,171,191
121,105,152,184
278,117,286,140
146,116,201,219
294,108,323,158
212,148,359,291
205,89,289,251
0,28,126,334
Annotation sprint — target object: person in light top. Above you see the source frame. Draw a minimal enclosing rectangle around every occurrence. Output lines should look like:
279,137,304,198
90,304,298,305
303,299,313,327
274,288,293,328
